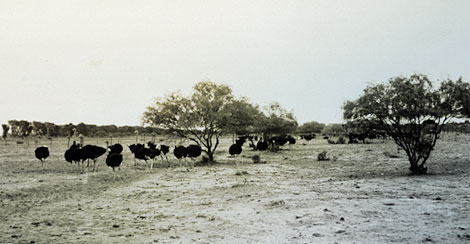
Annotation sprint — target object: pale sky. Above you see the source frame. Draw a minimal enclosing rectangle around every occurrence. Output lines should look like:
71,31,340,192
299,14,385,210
1,0,470,127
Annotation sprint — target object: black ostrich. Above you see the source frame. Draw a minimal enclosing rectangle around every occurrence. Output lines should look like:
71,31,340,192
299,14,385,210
106,153,123,172
229,142,244,171
82,145,107,171
108,143,123,154
229,143,242,156
106,152,123,181
256,140,268,151
64,142,87,170
286,135,296,145
186,144,202,169
64,144,78,164
159,144,170,161
35,146,49,169
128,144,152,169
173,145,188,171
285,135,296,149
147,142,161,169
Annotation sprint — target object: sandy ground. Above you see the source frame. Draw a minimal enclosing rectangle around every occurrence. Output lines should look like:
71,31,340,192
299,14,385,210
1,134,470,243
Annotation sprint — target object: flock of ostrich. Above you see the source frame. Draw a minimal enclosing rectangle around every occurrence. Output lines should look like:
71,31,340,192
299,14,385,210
33,134,303,174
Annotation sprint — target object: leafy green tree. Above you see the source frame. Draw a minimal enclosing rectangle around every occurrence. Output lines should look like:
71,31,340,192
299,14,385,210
343,74,470,174
143,81,260,162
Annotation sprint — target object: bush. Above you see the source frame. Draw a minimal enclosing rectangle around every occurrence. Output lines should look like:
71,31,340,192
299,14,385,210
252,155,261,163
327,136,346,144
317,150,329,161
336,136,346,144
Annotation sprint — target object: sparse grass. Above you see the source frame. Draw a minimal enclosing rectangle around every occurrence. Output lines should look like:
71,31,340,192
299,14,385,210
1,134,470,243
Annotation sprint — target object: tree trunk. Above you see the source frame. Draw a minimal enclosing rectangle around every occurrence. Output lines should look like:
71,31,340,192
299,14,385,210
205,148,215,163
408,158,428,175
208,153,214,163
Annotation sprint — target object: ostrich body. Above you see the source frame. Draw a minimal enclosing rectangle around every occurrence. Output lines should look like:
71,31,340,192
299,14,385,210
129,144,152,169
159,144,170,161
173,145,188,171
229,143,242,156
186,144,202,169
82,145,106,171
256,141,268,151
106,153,123,171
147,142,161,169
35,146,49,169
108,143,123,154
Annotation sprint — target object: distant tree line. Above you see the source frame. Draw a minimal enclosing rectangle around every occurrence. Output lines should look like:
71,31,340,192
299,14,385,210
2,120,168,138
441,121,470,133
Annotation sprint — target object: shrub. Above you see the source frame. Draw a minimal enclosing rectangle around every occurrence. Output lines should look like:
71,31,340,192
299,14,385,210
252,155,261,163
336,136,346,144
317,150,329,161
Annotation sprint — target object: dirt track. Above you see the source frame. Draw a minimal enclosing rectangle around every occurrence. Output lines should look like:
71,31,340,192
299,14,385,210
1,135,470,243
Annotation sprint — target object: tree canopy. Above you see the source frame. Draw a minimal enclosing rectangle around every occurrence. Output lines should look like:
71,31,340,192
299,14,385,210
321,123,345,136
297,120,325,134
257,102,298,137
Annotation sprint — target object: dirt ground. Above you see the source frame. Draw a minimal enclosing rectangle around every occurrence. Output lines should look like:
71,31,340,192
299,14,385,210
1,134,469,244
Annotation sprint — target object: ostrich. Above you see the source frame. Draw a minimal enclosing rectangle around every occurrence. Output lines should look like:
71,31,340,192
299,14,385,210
173,145,188,171
34,146,49,169
159,144,170,161
147,142,161,169
256,140,268,151
107,143,123,154
82,145,107,171
106,152,123,182
64,141,87,170
186,144,202,170
106,142,124,171
106,153,123,171
286,135,296,149
229,143,242,156
128,144,151,170
229,142,243,172
286,135,296,145
128,143,144,166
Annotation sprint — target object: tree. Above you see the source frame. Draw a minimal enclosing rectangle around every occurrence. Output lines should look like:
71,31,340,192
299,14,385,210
43,122,56,137
222,97,264,135
321,123,345,136
2,124,9,139
15,120,33,137
142,81,260,162
8,120,20,137
343,74,470,174
257,102,298,137
32,121,47,136
298,121,325,134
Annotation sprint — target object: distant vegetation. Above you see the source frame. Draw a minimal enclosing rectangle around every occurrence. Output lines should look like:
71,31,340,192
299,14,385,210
2,120,167,138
